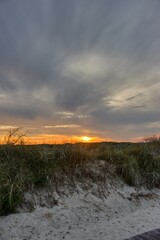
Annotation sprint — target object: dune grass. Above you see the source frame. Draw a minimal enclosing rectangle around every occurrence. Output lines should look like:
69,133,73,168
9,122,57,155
0,131,160,215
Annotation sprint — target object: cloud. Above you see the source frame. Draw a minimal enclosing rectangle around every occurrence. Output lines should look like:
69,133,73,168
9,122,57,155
0,0,160,141
44,125,80,129
63,53,110,80
125,93,144,102
0,73,17,92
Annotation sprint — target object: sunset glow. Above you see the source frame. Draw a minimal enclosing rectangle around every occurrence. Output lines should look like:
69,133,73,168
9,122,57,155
0,1,160,142
26,135,106,144
0,125,109,145
81,136,92,142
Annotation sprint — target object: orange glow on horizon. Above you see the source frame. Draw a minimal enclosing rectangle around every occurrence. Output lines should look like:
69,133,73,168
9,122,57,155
0,133,109,145
80,136,92,142
26,134,106,144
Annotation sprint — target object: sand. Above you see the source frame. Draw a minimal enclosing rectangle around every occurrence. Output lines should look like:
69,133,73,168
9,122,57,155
0,185,160,240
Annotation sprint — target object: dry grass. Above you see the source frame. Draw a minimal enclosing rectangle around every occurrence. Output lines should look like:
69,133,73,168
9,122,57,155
0,130,160,215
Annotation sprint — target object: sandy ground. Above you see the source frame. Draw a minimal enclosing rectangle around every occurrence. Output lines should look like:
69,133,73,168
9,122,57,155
0,185,160,240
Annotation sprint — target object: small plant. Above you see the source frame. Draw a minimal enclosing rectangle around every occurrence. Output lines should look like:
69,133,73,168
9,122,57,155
3,127,29,145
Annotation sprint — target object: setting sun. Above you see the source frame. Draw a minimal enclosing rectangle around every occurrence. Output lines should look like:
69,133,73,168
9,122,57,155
81,136,92,142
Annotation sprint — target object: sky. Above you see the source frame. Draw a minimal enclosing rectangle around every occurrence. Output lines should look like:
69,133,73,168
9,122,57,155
0,0,160,143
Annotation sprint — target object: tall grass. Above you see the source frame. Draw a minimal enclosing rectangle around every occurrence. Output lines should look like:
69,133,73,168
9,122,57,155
0,130,160,215
0,144,97,215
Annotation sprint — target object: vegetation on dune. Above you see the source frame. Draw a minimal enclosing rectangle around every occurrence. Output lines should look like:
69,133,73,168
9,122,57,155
0,128,160,215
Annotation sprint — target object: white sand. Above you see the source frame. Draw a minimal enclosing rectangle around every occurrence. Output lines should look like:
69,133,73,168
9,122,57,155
0,185,160,240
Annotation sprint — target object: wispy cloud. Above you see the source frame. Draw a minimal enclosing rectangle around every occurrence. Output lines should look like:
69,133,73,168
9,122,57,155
0,0,160,141
44,125,80,129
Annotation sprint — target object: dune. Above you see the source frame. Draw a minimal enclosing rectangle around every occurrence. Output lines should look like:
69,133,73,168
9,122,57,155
0,183,160,240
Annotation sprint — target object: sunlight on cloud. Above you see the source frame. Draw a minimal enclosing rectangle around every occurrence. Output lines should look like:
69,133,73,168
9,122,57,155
56,111,75,119
0,125,17,130
55,112,90,120
44,125,80,129
104,88,147,109
147,121,160,128
32,87,53,102
63,53,109,80
77,114,90,119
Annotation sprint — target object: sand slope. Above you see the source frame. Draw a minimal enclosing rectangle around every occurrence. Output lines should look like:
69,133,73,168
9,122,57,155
0,185,160,240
